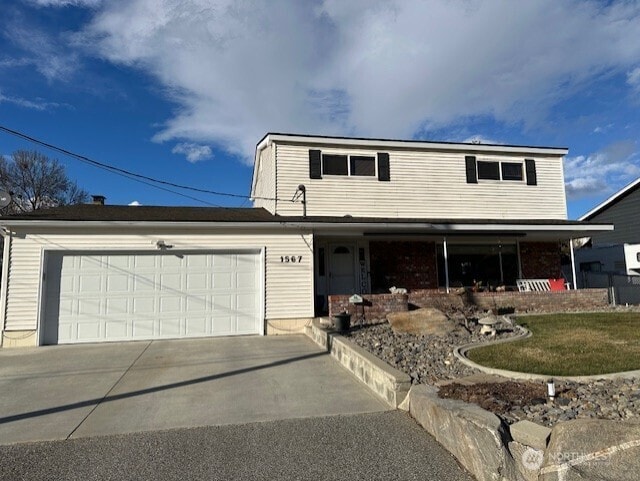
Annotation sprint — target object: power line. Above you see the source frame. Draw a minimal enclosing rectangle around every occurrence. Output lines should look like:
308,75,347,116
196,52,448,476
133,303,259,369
0,124,289,204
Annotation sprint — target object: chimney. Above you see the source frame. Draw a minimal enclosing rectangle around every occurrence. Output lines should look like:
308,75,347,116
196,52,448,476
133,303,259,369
91,195,106,206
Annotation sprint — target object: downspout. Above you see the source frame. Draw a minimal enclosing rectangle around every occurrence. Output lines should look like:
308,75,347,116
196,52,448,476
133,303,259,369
569,238,577,290
443,236,450,293
0,228,12,346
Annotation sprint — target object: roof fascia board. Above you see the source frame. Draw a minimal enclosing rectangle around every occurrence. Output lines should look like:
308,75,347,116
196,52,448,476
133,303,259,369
250,136,272,199
579,177,640,221
264,133,568,156
1,220,612,234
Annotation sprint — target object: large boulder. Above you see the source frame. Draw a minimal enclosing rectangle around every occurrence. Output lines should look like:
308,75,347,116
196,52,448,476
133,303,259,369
387,307,456,336
409,385,523,481
539,419,640,481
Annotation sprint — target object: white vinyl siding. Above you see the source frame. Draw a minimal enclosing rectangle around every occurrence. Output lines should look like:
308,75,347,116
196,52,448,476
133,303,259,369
588,188,640,245
273,143,567,219
2,229,313,334
252,144,276,213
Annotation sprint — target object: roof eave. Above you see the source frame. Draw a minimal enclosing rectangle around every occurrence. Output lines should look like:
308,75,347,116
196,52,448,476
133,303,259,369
263,133,568,156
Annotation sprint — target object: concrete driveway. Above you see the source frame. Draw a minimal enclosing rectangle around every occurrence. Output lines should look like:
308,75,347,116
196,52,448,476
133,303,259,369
0,335,388,444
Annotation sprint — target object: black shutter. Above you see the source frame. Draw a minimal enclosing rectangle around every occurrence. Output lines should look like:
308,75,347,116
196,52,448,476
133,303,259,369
525,159,537,185
465,156,477,183
309,149,322,179
377,152,390,181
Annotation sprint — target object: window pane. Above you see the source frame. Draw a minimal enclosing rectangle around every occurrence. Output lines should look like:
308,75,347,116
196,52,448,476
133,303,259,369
350,156,375,176
501,162,523,181
322,154,348,175
477,161,500,180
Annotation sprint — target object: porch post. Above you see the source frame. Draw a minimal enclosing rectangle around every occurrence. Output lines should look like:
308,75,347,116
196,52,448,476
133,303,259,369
443,236,450,293
569,238,577,290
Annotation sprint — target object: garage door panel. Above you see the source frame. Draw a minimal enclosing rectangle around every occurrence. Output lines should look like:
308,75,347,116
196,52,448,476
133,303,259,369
44,251,261,344
106,321,128,338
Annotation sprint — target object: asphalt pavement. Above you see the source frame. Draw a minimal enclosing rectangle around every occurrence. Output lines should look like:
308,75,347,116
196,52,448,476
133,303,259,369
0,411,474,481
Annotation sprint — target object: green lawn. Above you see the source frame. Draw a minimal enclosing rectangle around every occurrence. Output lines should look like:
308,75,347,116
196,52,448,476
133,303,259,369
467,312,640,376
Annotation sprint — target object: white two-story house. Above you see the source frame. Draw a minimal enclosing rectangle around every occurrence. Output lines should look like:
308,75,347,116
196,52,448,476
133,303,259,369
0,133,612,347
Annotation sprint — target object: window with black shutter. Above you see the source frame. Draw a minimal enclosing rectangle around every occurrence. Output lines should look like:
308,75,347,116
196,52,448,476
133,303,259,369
322,154,348,175
350,156,376,176
477,161,500,180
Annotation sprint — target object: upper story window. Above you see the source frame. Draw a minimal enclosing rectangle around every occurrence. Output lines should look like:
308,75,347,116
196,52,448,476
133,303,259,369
466,156,535,185
350,156,376,176
322,154,348,175
310,150,390,181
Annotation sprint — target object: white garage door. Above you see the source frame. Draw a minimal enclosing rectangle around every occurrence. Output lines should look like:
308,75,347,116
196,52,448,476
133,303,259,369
42,250,262,344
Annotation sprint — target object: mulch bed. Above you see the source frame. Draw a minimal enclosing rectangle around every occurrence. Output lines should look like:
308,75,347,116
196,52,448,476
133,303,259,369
438,381,548,414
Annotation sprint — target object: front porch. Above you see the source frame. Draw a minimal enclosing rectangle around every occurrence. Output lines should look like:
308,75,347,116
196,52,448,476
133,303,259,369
314,236,570,315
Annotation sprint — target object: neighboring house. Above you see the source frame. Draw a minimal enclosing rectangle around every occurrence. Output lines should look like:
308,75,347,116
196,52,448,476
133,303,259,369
576,177,640,280
0,133,612,347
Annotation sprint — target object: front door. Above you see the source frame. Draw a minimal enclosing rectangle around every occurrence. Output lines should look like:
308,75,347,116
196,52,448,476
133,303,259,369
328,244,356,295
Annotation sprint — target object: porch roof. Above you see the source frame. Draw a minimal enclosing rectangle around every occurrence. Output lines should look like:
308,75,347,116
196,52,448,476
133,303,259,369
277,215,613,240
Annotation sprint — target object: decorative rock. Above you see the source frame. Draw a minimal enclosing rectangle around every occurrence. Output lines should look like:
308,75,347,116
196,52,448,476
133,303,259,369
387,308,455,336
409,385,521,481
540,419,640,481
510,420,551,450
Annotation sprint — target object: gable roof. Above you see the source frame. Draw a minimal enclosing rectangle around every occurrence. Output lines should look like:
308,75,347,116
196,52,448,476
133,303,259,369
250,132,569,199
579,177,640,221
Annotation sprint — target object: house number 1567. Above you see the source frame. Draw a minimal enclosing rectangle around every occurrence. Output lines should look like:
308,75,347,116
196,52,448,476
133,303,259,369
280,255,302,263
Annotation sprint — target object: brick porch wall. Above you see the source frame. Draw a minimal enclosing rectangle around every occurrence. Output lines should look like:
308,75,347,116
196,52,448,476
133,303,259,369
328,289,609,321
369,241,438,292
520,242,563,279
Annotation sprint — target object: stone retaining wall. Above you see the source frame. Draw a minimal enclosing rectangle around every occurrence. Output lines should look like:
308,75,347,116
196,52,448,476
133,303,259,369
407,385,640,481
328,289,610,319
304,319,411,408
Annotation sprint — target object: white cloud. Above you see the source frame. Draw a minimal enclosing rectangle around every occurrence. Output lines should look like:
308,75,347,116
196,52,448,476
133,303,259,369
128,200,141,206
26,0,103,7
65,0,640,161
0,91,62,110
2,15,79,82
564,140,640,200
628,67,640,93
171,142,213,163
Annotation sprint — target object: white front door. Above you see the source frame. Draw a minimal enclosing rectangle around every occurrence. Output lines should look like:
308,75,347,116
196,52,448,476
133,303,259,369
328,244,356,295
42,250,261,344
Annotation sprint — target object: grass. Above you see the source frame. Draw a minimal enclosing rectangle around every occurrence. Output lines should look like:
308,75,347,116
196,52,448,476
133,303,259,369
467,312,640,376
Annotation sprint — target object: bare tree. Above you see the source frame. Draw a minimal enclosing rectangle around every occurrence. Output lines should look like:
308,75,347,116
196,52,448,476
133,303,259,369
0,150,89,213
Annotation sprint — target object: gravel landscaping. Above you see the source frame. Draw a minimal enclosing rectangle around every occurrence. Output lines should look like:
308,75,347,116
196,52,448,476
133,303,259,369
346,316,640,427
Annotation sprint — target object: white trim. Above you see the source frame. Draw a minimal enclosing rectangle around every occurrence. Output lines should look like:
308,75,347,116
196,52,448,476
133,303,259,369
36,248,47,345
261,133,568,156
0,220,613,234
569,239,577,290
579,177,640,220
260,246,266,336
0,231,12,340
443,237,450,293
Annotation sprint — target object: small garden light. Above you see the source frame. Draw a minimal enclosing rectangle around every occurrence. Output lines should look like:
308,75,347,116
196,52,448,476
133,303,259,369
547,379,556,401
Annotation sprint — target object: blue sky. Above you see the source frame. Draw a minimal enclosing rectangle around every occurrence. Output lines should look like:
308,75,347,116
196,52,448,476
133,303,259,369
1,0,639,218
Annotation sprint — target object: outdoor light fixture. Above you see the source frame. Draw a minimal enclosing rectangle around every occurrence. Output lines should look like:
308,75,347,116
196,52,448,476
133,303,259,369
547,379,556,401
155,240,173,250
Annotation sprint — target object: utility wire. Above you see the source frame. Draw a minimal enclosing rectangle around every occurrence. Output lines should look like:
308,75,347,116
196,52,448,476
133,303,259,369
0,124,290,204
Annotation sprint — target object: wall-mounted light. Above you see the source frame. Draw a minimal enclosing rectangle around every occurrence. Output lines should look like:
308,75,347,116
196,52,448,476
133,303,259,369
155,240,173,250
547,379,556,401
